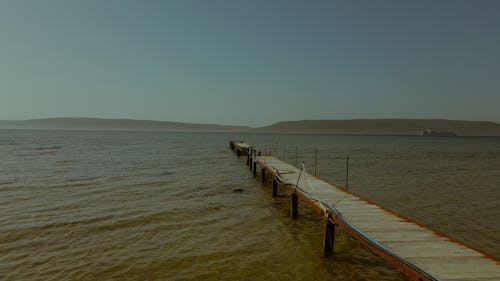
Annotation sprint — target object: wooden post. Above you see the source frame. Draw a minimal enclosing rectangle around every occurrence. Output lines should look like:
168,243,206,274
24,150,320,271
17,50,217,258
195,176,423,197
272,178,278,197
324,219,336,257
246,153,250,166
237,148,240,157
253,161,257,177
249,157,253,171
291,193,298,219
261,168,266,184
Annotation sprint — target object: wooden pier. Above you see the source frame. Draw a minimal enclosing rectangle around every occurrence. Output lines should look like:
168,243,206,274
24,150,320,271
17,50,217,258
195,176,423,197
229,140,252,157
230,141,500,281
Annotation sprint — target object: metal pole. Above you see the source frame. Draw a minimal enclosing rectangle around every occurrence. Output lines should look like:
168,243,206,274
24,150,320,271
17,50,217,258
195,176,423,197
295,145,298,167
346,156,349,191
264,146,267,166
283,144,286,160
314,148,318,176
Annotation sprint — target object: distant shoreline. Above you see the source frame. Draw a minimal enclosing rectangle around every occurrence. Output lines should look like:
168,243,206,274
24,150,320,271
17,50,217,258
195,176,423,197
1,117,500,136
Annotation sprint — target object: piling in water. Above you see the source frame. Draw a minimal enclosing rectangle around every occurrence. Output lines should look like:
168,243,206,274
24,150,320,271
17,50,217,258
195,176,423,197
272,178,278,197
323,220,335,257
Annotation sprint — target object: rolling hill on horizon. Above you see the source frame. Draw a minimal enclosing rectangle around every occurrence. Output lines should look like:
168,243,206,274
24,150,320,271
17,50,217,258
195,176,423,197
255,119,500,136
1,117,500,136
0,117,250,132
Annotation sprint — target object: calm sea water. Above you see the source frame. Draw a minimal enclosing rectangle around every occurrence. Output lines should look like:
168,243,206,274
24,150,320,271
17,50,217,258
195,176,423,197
1,130,499,280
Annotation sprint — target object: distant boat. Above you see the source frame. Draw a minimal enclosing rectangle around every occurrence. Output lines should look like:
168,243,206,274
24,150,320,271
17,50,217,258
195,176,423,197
421,129,458,137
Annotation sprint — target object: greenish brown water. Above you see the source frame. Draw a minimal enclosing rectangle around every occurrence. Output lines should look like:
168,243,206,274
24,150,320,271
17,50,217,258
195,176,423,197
1,130,499,280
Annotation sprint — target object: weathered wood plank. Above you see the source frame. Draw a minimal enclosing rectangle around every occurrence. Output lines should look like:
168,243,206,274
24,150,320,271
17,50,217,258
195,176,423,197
384,242,483,258
410,257,500,279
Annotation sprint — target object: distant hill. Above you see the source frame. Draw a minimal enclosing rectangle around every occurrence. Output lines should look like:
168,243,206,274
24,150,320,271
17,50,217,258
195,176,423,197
2,118,500,136
0,118,250,132
255,119,500,136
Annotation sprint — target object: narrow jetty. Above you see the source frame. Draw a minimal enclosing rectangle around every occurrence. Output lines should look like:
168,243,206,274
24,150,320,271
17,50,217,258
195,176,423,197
230,141,500,281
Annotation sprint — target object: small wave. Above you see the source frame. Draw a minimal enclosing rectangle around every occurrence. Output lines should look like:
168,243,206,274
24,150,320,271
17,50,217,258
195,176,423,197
54,170,68,174
16,146,63,152
0,181,15,186
156,171,175,176
0,214,117,245
107,173,151,181
11,146,61,156
108,175,131,181
64,177,98,183
32,146,63,150
14,151,58,157
117,179,177,189
56,160,79,164
36,182,95,190
0,140,16,145
142,180,177,187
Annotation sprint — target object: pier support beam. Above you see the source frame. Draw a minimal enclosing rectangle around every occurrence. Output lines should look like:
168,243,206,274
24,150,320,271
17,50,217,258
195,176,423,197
261,168,266,184
291,193,298,219
323,219,336,257
249,157,253,171
272,178,278,197
247,154,250,166
253,161,257,177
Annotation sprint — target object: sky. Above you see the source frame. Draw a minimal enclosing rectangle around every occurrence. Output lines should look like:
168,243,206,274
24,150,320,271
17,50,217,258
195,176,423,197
0,0,499,127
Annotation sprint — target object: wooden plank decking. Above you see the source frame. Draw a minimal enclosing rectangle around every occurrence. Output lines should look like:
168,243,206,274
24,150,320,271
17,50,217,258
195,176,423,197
232,143,500,281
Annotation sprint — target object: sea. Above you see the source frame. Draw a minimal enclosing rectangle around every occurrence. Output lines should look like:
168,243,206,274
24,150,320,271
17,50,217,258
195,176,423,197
1,129,499,281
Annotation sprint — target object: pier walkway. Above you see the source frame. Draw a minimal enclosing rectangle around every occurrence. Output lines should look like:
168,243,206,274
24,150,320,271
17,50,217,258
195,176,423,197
230,142,500,281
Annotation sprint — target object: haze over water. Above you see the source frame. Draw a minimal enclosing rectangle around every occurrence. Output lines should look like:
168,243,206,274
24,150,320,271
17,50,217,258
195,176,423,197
1,130,499,280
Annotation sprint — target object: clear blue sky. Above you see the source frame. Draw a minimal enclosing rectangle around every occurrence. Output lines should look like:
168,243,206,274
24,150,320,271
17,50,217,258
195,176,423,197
1,0,499,126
